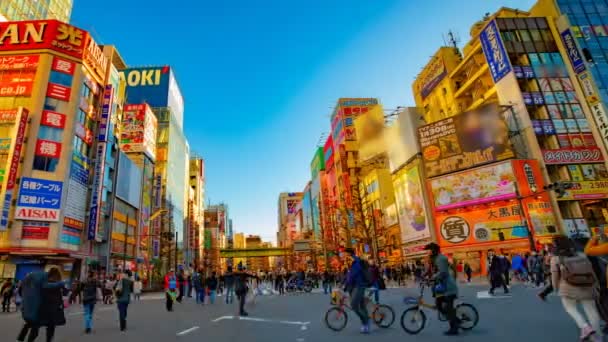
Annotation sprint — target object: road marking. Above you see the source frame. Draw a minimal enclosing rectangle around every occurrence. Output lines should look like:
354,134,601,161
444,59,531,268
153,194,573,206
212,315,234,322
296,338,305,342
278,320,310,326
239,316,270,322
477,291,512,299
177,326,199,336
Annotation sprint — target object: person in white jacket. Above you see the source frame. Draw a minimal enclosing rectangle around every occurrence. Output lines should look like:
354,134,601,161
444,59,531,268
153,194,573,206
133,277,143,301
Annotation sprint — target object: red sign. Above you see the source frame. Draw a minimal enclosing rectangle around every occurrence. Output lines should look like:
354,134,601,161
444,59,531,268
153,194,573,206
51,57,75,75
35,139,61,158
0,20,86,59
46,83,71,101
64,217,84,230
512,159,546,198
40,110,66,129
542,147,604,164
0,82,32,97
6,109,28,190
0,55,39,70
74,122,93,145
0,109,18,124
22,223,50,240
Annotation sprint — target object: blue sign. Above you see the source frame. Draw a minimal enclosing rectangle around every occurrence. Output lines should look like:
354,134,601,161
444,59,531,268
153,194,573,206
560,29,586,74
88,143,106,241
344,117,353,127
98,85,113,142
70,152,89,186
480,20,512,83
17,177,63,209
121,66,171,108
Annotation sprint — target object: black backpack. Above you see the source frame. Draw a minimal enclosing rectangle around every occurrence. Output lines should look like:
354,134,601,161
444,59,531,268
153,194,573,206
360,260,372,287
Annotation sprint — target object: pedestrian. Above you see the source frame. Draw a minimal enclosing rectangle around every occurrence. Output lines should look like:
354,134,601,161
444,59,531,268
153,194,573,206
344,248,372,334
369,260,381,304
464,263,472,283
103,276,115,304
551,235,601,341
115,270,133,332
17,270,64,342
176,269,185,303
489,252,509,295
502,253,511,287
37,268,66,342
187,273,193,298
322,270,331,295
192,269,204,304
14,280,22,312
234,263,258,316
206,271,218,304
277,272,285,295
224,266,235,304
81,271,100,334
164,269,179,312
69,279,80,305
133,276,142,301
1,278,13,312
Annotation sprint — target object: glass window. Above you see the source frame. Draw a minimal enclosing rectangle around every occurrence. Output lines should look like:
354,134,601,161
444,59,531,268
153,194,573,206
33,156,59,172
518,30,531,42
48,71,72,87
530,29,542,41
584,3,598,14
37,126,62,142
571,3,585,14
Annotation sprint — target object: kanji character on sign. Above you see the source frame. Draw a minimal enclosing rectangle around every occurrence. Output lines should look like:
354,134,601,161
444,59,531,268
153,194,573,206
22,180,30,190
511,205,521,216
499,207,511,217
19,195,30,204
57,24,83,46
33,181,41,190
488,209,498,219
54,59,73,74
45,112,63,127
39,141,58,157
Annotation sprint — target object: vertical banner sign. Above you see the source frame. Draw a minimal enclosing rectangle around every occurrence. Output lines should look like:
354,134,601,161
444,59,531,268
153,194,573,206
560,29,586,74
480,20,512,83
98,85,113,142
88,143,106,241
0,109,28,230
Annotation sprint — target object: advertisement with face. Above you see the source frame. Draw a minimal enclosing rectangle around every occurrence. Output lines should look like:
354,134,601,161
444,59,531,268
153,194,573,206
386,108,423,172
355,105,385,162
430,161,517,211
435,203,528,247
393,160,430,243
418,103,513,177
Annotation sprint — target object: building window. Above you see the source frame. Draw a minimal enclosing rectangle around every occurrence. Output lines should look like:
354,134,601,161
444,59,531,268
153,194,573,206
49,70,72,87
38,126,62,142
33,156,59,172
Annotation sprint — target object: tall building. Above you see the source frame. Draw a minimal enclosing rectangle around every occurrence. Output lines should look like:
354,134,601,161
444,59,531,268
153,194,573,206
412,6,608,274
203,204,228,272
233,232,246,268
277,192,302,248
245,235,269,272
0,20,114,279
0,0,72,22
121,66,188,273
187,157,205,268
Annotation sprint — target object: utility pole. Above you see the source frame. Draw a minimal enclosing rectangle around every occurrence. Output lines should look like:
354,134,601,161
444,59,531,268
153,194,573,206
175,231,178,272
123,213,129,271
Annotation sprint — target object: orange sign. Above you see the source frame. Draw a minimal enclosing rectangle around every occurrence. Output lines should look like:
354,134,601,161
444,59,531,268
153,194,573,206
435,203,529,247
512,159,546,198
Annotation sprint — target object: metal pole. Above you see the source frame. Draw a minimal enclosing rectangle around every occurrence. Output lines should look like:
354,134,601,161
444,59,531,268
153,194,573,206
175,231,178,271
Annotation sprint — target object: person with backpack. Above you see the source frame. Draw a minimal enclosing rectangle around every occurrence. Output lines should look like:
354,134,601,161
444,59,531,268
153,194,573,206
344,248,371,334
115,270,133,332
81,271,100,334
552,235,601,341
424,243,460,336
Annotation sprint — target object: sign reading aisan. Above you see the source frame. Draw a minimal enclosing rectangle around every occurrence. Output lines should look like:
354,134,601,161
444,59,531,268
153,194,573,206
15,177,63,222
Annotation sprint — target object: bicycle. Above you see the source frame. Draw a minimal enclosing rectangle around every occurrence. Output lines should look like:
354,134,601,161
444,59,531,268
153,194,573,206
324,288,395,331
400,279,479,335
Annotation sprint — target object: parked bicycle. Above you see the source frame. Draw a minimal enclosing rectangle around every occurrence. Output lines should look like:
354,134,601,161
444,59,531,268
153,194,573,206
325,288,395,331
400,279,479,334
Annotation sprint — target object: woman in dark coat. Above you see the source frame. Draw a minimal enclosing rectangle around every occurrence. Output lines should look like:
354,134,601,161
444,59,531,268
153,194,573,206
37,268,65,342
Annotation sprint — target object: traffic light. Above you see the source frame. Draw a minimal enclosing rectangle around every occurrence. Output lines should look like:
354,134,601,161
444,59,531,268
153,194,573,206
543,181,573,198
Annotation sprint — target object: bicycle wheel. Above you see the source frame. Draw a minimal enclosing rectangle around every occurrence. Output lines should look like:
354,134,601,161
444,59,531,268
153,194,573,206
456,303,479,330
325,307,348,331
372,304,395,328
400,307,426,335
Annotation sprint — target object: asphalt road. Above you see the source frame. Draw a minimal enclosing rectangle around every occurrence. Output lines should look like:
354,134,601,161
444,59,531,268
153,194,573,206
0,282,594,341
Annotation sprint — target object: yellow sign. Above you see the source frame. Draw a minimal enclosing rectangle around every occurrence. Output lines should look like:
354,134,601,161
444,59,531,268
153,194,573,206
578,71,600,105
558,181,608,201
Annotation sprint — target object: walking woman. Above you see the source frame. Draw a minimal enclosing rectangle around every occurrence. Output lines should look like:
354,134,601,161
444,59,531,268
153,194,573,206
36,268,66,342
115,270,133,332
81,271,100,334
552,236,601,341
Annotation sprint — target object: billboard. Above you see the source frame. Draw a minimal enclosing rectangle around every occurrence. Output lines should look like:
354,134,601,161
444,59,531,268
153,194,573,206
429,161,517,211
116,152,143,208
354,105,385,162
0,54,39,98
557,181,608,200
323,135,334,170
435,203,528,247
63,151,89,231
0,21,86,58
22,221,50,240
560,28,586,74
310,147,325,179
15,177,63,222
0,108,28,230
120,104,157,161
418,56,447,98
480,19,512,83
88,143,106,241
542,147,604,164
418,103,513,177
393,160,431,243
386,108,423,172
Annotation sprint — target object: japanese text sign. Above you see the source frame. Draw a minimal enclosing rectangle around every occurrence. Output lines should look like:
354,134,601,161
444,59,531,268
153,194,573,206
0,20,86,59
40,110,66,129
35,139,61,158
480,20,512,83
0,54,39,70
17,177,63,209
51,57,75,75
561,29,586,74
542,147,604,164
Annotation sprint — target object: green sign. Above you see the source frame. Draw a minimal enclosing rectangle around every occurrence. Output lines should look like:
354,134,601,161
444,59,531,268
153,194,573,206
310,147,325,179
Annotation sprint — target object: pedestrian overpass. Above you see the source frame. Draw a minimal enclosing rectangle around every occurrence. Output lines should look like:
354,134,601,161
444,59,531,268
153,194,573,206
219,247,292,258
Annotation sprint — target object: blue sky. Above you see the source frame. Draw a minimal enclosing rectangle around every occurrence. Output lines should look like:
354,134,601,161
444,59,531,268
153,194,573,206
72,0,535,242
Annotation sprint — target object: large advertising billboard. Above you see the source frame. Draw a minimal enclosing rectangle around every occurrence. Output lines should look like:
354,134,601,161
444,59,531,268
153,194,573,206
355,105,385,162
418,56,447,99
418,103,513,177
393,160,431,243
116,152,143,208
120,104,157,161
0,54,39,98
310,147,325,179
386,108,423,172
430,161,517,211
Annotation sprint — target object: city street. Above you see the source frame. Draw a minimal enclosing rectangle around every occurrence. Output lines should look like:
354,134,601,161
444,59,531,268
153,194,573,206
0,283,584,341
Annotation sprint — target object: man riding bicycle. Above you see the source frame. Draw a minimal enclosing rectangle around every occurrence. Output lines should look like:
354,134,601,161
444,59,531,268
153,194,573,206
344,248,371,334
424,242,460,336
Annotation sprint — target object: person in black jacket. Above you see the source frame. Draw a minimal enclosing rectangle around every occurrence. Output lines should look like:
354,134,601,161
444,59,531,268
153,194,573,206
81,271,100,334
234,264,258,316
26,268,65,342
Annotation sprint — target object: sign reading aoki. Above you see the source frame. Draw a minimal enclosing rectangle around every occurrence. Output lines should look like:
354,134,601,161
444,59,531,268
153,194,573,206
542,147,604,164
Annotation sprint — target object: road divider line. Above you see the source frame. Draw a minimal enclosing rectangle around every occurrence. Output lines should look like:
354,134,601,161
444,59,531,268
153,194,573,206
239,316,270,322
212,315,234,322
177,326,199,336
